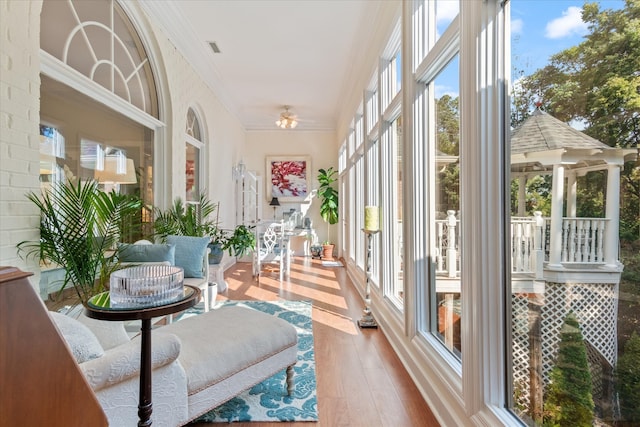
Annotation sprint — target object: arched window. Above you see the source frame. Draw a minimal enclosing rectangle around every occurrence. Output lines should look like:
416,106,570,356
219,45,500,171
185,108,204,203
40,0,158,117
39,0,161,244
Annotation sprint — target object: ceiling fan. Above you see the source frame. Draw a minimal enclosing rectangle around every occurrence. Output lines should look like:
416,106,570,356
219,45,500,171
275,105,299,129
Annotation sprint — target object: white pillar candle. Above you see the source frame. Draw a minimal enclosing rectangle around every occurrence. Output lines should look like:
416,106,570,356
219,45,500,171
364,206,379,231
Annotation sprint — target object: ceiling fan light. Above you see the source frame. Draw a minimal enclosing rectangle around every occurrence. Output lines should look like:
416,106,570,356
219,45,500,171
276,106,298,129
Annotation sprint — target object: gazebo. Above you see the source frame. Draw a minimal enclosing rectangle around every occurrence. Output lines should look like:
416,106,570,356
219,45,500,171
508,107,637,417
511,106,637,274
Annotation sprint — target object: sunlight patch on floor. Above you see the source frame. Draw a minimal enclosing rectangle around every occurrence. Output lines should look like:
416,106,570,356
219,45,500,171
313,305,359,335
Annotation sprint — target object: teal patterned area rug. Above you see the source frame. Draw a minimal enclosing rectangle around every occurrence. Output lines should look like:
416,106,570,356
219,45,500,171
181,300,318,423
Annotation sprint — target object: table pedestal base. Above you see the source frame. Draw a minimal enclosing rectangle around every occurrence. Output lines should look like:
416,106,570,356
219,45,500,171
357,307,378,329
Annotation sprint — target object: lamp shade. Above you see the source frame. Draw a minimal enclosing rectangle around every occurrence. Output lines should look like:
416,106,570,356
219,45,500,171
269,197,280,206
95,157,137,184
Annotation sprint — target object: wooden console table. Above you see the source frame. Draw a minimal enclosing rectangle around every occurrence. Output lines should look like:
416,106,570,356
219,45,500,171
0,266,108,426
85,285,199,427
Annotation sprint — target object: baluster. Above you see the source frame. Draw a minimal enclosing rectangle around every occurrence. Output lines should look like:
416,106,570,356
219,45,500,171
437,222,444,272
597,220,605,262
514,223,523,272
523,222,532,272
562,220,570,262
588,220,596,263
533,212,544,278
579,221,586,262
447,210,457,278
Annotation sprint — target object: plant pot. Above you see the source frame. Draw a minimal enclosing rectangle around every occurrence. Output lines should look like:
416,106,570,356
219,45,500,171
310,245,323,259
322,244,335,260
208,243,224,265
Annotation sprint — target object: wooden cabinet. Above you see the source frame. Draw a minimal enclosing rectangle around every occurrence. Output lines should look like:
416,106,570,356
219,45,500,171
0,267,107,427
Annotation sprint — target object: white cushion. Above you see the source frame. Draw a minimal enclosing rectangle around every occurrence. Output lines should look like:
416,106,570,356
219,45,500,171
161,306,297,395
80,332,182,391
76,312,131,351
50,311,104,363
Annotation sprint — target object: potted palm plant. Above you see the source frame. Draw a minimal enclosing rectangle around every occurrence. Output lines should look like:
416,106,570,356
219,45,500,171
317,166,339,259
153,193,255,263
17,179,143,305
153,193,219,240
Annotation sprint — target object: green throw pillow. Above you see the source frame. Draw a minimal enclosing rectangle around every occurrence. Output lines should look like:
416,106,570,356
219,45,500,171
166,235,210,278
117,243,176,264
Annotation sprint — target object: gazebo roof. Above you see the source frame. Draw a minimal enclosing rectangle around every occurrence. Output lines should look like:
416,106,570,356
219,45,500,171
511,108,609,155
510,108,635,172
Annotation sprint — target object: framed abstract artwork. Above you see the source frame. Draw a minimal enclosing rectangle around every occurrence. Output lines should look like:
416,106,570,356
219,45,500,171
266,156,311,202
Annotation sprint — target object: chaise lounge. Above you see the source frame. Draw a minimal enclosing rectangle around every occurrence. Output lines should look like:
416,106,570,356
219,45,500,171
51,304,298,426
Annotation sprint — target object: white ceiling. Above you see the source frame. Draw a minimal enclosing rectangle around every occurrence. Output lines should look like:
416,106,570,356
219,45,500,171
140,0,383,131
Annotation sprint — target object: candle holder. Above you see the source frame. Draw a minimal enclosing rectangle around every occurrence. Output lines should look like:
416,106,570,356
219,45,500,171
358,229,380,329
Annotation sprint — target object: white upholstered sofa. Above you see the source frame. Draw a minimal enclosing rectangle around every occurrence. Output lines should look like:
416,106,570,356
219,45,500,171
51,305,298,426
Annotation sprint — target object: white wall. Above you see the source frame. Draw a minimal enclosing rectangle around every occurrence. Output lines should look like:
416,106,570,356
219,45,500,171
243,130,338,244
147,11,245,231
0,0,43,280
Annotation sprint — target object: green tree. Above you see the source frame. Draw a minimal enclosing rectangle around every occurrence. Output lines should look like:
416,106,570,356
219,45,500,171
543,313,594,427
437,94,460,156
516,1,640,149
435,95,461,213
615,331,640,422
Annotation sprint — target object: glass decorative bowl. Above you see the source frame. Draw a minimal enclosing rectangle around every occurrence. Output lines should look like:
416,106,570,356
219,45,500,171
109,265,184,308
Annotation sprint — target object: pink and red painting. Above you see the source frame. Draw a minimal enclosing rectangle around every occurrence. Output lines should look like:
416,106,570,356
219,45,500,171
266,156,311,202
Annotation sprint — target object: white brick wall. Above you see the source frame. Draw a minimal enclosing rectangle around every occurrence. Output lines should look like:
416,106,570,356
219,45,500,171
0,0,245,293
0,0,42,290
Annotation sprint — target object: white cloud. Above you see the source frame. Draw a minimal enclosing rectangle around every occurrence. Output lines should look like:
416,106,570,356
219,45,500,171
545,6,588,39
511,18,523,35
435,84,458,99
436,0,459,23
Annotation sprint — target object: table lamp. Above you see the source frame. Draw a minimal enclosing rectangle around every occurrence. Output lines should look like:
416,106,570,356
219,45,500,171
269,197,280,219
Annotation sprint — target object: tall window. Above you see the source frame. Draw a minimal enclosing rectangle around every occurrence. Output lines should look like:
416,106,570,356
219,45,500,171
421,55,461,354
185,108,204,203
383,116,404,309
507,2,637,425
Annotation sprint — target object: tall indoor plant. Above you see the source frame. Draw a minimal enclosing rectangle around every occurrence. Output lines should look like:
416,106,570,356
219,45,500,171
17,179,143,305
317,166,339,259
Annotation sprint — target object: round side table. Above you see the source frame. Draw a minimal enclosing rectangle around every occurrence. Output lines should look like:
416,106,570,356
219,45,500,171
85,285,200,427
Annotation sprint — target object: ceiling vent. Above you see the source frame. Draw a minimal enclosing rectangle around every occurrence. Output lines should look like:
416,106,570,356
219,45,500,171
208,41,221,54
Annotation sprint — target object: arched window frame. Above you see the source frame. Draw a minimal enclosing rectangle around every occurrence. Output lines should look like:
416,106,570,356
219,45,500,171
185,107,206,205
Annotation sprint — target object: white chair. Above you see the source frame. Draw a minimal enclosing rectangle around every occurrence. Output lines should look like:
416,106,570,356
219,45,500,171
253,221,291,283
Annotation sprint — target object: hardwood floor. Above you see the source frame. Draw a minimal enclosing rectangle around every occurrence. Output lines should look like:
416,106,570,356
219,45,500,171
188,256,440,427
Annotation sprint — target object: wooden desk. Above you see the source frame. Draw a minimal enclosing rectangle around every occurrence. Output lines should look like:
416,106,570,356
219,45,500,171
85,286,199,427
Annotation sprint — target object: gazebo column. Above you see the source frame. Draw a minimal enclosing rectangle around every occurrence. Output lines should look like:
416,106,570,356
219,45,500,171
567,171,577,218
548,164,565,267
604,164,621,267
518,175,527,217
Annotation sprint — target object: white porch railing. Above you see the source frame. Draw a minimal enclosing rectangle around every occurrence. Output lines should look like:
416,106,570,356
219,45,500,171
559,217,609,263
435,210,460,277
511,213,545,275
434,211,611,278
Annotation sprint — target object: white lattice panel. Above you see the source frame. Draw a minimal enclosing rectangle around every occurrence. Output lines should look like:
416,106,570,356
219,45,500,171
541,282,618,383
511,293,532,409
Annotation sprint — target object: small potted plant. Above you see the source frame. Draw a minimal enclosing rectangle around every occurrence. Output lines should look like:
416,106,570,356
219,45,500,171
223,224,256,259
317,167,339,259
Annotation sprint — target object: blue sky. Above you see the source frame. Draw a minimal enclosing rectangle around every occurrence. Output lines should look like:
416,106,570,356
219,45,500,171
510,0,625,78
433,0,625,99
